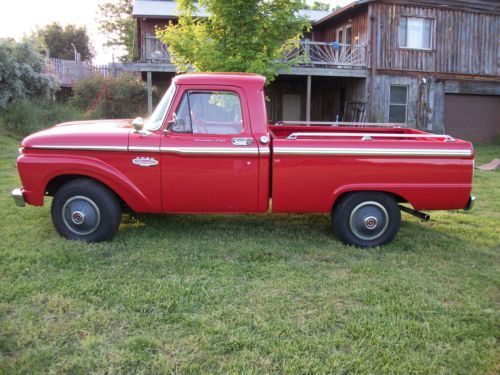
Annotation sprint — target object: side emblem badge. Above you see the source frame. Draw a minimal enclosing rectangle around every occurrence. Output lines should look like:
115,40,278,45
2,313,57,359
132,157,159,167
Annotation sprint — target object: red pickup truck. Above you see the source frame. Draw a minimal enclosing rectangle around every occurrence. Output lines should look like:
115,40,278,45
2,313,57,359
12,73,475,247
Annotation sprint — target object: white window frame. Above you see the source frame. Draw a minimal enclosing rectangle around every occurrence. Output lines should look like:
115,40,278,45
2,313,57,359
398,16,434,51
336,24,352,44
336,27,344,43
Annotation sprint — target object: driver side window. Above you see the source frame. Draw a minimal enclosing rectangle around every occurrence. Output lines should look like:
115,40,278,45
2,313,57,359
172,90,243,135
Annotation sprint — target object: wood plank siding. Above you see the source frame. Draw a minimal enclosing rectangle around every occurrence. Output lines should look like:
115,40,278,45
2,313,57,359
137,18,171,62
313,6,369,46
372,1,499,76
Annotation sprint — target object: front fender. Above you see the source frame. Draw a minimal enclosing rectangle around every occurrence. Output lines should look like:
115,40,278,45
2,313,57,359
17,152,161,213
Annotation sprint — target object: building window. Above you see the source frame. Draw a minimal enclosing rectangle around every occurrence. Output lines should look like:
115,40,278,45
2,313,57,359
389,85,408,123
399,17,433,49
336,24,352,44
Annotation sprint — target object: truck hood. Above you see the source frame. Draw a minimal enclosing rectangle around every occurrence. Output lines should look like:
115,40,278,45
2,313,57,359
22,119,132,151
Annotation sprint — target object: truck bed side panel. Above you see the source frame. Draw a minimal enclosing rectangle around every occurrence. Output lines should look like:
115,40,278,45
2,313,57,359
271,138,473,213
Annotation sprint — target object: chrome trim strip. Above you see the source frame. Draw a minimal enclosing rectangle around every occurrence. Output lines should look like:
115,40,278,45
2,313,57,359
259,148,271,155
160,147,259,155
273,147,472,157
30,144,261,155
11,188,25,207
30,145,128,152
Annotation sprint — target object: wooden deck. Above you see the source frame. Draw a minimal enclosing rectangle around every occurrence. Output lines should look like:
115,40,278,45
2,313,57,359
133,37,368,73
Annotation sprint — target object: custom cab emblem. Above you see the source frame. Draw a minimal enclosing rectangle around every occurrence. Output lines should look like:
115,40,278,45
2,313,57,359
132,157,159,167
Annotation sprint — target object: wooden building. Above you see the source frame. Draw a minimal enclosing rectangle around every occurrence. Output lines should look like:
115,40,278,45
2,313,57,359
126,0,500,142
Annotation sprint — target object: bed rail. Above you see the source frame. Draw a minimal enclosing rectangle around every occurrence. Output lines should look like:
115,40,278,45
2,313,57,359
286,132,456,142
274,121,407,128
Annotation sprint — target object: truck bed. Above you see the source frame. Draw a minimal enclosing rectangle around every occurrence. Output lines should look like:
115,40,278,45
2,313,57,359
268,123,474,214
270,123,466,143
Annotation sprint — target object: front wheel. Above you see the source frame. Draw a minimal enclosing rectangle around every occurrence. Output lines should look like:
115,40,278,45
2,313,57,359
332,192,401,248
51,179,121,242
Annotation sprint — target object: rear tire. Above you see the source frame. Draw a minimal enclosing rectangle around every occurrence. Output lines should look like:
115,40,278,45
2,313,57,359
51,179,121,242
332,192,400,248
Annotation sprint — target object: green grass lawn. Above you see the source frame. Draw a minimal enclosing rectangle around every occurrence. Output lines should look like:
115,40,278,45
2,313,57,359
0,131,498,374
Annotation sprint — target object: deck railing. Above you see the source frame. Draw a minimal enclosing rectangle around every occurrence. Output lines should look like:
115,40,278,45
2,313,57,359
141,37,367,69
144,34,173,63
287,40,367,68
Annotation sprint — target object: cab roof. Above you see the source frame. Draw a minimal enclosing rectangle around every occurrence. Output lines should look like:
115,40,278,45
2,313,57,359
173,73,266,90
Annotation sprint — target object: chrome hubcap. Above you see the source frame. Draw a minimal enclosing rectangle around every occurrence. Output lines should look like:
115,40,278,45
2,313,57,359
71,211,86,225
62,196,100,236
363,216,378,230
349,201,389,241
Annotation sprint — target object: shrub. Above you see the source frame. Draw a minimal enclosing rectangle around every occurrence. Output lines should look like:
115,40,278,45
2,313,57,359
0,39,59,110
0,100,87,136
72,74,152,118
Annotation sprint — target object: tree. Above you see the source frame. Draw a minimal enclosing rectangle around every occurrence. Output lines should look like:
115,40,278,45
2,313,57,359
303,1,330,11
98,0,139,61
31,23,94,61
156,0,310,82
0,39,58,110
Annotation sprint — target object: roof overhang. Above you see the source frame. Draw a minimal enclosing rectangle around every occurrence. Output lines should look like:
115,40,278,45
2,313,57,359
132,0,330,23
316,0,374,25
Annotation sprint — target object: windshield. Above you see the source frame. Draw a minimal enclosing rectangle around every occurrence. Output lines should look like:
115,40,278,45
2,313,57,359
146,83,176,131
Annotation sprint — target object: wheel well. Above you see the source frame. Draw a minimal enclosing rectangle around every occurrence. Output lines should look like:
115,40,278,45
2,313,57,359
332,190,407,212
45,175,126,207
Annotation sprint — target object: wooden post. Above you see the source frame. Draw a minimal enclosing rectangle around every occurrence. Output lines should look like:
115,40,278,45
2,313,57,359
306,75,311,123
111,53,116,78
368,7,376,122
147,71,153,115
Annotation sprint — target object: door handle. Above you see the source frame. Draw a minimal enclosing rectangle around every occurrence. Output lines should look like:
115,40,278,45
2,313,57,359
232,138,254,146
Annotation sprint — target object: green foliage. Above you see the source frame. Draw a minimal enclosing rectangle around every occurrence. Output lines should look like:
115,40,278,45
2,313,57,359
0,39,59,111
98,0,139,61
29,23,94,61
72,74,151,118
157,0,311,82
0,101,87,136
0,130,498,373
303,1,330,11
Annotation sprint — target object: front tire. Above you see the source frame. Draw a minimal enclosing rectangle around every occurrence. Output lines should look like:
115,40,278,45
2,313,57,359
332,192,401,248
51,179,121,242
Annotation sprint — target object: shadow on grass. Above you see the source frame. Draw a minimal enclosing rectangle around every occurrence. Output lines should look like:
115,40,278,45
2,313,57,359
113,211,480,257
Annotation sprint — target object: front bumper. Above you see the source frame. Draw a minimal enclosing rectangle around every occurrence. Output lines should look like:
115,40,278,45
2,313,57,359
464,195,476,211
11,188,26,207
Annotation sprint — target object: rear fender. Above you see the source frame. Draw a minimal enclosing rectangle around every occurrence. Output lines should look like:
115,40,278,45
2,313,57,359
330,183,471,211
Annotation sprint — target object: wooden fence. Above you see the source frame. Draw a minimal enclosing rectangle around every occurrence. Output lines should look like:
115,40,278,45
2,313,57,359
45,58,125,88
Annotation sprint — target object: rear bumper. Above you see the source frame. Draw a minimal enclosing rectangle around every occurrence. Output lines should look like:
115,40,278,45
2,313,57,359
464,195,476,211
11,188,26,207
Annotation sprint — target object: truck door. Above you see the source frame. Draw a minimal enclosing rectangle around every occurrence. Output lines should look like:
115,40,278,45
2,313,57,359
160,86,260,212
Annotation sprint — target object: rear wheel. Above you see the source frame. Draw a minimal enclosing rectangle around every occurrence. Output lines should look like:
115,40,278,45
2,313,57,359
332,192,400,248
51,179,121,242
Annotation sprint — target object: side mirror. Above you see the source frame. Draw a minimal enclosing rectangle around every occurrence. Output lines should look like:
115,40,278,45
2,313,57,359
132,117,145,133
